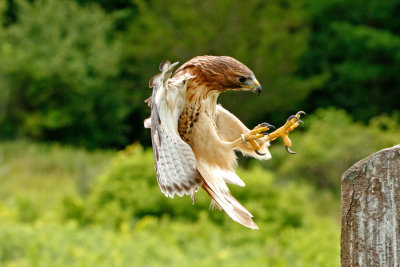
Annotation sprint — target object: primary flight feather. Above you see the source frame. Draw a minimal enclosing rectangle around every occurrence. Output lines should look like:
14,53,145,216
144,56,304,229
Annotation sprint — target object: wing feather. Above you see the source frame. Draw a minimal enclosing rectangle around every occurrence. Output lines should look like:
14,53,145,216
146,61,201,198
198,161,258,229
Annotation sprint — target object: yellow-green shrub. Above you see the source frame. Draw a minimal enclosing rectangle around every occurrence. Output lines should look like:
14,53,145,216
57,142,340,266
0,140,340,266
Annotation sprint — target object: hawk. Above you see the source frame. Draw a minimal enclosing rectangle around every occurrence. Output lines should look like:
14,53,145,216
144,56,304,229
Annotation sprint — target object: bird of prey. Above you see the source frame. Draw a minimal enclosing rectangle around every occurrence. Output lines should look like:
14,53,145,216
144,56,304,229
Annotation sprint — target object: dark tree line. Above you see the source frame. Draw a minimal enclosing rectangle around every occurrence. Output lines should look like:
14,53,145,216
1,0,399,149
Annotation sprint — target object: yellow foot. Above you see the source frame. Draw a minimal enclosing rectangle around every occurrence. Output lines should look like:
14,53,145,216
267,111,306,154
238,123,275,155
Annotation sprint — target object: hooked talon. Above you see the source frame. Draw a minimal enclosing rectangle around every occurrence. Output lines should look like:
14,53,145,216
287,111,306,123
260,123,275,135
261,127,274,135
287,115,299,122
260,122,275,129
285,145,296,154
244,111,305,154
255,150,266,156
264,111,305,154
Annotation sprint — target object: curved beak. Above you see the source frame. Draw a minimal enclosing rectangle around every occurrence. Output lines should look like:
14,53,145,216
240,77,262,95
253,84,262,95
251,80,262,95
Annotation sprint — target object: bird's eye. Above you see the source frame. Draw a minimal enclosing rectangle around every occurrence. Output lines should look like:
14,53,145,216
238,76,247,83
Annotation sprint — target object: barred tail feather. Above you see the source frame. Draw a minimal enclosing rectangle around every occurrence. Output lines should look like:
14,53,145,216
202,180,258,230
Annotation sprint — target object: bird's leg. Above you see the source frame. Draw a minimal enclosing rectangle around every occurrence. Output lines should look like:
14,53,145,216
230,111,305,154
264,111,306,154
230,123,275,151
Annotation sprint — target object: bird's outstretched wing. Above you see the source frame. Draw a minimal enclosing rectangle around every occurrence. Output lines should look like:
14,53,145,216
144,61,201,198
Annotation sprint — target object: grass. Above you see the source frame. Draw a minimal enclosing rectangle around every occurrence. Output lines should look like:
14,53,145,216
0,140,114,221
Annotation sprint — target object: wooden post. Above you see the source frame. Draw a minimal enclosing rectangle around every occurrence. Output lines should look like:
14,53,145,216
341,144,400,266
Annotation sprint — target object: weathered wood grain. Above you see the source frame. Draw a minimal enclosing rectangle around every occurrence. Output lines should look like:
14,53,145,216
341,144,400,266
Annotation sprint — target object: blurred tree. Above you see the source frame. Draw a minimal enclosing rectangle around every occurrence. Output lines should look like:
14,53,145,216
4,0,397,148
75,0,131,11
0,1,7,24
74,0,138,31
122,0,323,141
0,0,10,129
0,0,129,148
2,0,17,26
299,0,400,121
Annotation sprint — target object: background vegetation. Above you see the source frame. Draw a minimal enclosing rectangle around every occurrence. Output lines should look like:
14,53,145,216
0,0,399,265
0,141,340,266
2,0,399,148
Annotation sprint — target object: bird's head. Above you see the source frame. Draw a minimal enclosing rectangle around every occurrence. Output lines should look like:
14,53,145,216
176,55,262,96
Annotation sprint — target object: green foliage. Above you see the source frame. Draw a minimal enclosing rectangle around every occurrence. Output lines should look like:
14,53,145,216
2,0,399,149
122,0,320,129
0,217,339,267
1,0,399,262
299,0,400,121
86,148,340,265
75,0,133,12
0,0,129,148
0,140,340,266
0,1,6,24
0,140,114,221
69,144,213,227
265,108,400,191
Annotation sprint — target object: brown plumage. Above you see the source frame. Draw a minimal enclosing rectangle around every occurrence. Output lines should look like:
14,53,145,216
144,56,273,229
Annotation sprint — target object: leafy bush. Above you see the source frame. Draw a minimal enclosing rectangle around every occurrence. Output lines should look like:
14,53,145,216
265,108,400,191
65,144,212,227
0,217,339,267
56,142,340,266
0,0,128,148
0,140,340,266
